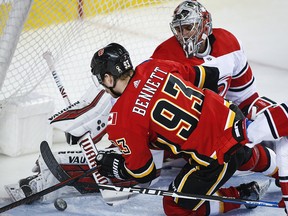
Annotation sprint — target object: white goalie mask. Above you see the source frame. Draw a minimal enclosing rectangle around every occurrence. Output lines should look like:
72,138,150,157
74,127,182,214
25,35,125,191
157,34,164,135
170,1,212,58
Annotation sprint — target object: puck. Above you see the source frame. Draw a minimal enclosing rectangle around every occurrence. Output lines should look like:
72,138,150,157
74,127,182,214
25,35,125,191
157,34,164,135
54,198,67,211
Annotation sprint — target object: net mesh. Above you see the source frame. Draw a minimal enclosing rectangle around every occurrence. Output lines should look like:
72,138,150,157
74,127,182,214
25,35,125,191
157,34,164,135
0,0,181,112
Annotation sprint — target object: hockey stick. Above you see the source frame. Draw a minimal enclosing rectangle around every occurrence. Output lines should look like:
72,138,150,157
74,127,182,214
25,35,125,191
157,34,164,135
43,51,131,204
95,182,280,208
43,51,71,106
40,141,99,194
0,166,98,213
0,167,278,214
41,140,279,209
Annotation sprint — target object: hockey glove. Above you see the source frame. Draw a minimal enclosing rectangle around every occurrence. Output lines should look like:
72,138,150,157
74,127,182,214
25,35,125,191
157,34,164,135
216,119,250,164
95,151,130,180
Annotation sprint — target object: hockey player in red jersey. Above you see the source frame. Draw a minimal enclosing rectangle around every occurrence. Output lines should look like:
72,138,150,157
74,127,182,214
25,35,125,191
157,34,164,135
91,42,274,215
150,0,288,213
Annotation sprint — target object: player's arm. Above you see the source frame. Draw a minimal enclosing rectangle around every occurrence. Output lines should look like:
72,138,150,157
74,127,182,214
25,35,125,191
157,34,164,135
247,102,288,144
216,104,250,164
95,127,157,184
225,38,258,108
177,63,219,93
96,149,157,183
192,65,219,93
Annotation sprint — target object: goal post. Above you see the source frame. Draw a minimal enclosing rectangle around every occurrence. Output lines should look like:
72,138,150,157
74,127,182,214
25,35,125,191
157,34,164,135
0,0,33,91
0,0,180,156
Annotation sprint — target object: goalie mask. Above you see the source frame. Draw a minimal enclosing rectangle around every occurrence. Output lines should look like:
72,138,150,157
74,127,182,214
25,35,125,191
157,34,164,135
90,43,133,85
170,1,212,58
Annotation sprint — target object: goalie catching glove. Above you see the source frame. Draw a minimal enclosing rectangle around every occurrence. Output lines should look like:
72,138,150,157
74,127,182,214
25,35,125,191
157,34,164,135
96,151,130,180
216,118,251,164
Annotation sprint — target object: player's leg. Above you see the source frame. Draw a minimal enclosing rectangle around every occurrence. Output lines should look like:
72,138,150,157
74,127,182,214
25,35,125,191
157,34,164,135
162,147,270,215
247,102,288,144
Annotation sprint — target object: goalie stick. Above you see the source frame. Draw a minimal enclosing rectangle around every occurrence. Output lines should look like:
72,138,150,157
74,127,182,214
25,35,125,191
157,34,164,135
41,140,161,192
43,51,71,106
38,141,280,209
43,51,131,204
40,141,99,194
0,164,98,213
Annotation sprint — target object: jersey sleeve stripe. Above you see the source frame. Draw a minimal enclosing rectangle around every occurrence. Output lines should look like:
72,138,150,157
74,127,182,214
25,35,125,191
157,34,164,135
193,65,206,89
264,110,279,139
125,158,155,179
232,62,248,78
224,109,236,130
197,65,206,89
280,103,288,118
228,77,255,92
156,136,211,166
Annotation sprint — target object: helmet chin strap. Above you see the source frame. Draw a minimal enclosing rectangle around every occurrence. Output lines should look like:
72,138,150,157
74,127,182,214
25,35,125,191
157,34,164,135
104,72,134,98
108,87,121,98
195,37,211,58
107,77,122,98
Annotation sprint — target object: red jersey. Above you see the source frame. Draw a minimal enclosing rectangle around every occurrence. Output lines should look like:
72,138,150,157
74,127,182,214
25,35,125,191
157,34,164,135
151,28,258,111
106,59,236,182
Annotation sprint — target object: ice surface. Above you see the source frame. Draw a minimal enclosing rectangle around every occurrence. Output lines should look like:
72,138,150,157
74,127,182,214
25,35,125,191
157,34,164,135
1,0,288,215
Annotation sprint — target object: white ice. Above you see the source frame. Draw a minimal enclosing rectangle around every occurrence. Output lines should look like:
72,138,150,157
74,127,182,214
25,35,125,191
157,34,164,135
0,0,288,215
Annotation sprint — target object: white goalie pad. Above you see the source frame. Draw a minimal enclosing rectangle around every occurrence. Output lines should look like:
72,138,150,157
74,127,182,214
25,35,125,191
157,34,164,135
5,148,164,203
49,85,114,140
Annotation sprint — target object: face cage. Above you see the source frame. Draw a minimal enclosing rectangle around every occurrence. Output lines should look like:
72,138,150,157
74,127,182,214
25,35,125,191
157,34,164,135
170,19,206,57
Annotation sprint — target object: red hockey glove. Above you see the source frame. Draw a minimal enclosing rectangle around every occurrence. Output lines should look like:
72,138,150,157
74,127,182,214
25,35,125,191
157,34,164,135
216,119,250,164
95,151,130,180
244,96,276,120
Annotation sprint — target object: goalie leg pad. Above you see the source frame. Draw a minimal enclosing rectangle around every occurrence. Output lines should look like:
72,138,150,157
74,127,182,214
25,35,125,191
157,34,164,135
5,174,43,202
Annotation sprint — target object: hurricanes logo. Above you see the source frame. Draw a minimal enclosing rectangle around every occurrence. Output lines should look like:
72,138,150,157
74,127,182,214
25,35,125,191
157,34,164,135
218,76,231,97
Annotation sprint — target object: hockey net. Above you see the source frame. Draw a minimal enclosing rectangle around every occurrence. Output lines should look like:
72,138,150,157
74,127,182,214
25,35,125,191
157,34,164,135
0,0,180,113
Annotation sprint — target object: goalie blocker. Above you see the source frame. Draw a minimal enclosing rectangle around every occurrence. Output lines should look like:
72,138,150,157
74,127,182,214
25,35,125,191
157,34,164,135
48,84,111,144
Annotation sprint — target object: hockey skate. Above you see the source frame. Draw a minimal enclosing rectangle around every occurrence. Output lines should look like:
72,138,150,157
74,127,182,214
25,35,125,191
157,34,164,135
236,179,272,209
5,175,42,203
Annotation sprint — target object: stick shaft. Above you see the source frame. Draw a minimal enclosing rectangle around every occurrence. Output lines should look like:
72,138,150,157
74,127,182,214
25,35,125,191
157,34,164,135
0,167,97,213
96,183,279,208
43,51,71,106
43,51,123,204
